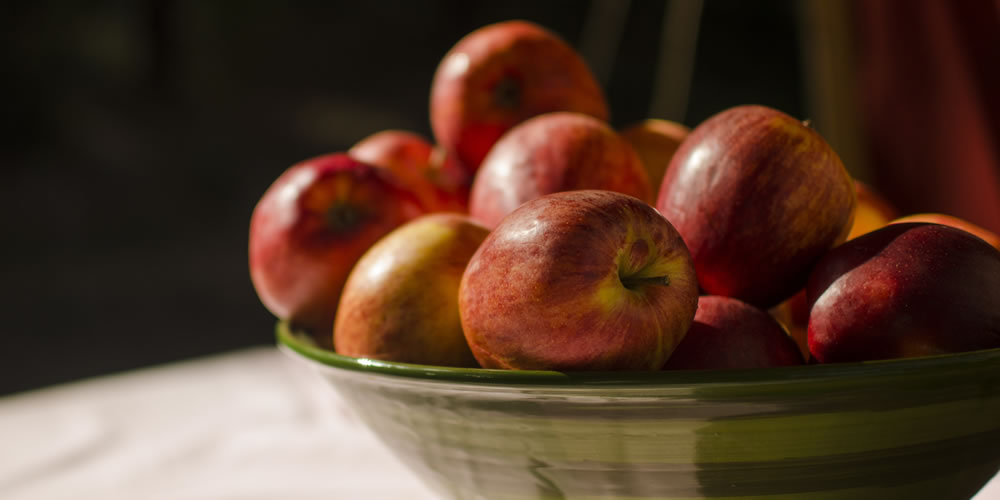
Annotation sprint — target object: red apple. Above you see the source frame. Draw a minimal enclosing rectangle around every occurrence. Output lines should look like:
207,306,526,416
891,213,1000,250
430,20,609,175
847,180,899,240
468,112,652,228
459,190,699,371
664,296,804,370
806,222,1000,363
771,179,899,357
429,144,473,204
249,153,425,338
656,105,856,309
349,130,470,213
619,118,690,190
334,213,488,367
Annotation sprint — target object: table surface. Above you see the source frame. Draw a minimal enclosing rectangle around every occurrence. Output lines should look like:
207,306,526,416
1,347,997,500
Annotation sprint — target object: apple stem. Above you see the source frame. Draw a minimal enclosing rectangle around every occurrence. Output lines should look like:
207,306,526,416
326,204,364,231
621,275,671,290
493,76,522,110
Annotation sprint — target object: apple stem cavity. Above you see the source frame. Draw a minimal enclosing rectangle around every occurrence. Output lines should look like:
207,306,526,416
326,203,364,232
621,274,671,290
493,76,522,110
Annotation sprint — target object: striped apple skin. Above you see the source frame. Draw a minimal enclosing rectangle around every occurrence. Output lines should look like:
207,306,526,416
656,105,856,310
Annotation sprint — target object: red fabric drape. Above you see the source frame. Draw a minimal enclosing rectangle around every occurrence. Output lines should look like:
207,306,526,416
854,0,1000,233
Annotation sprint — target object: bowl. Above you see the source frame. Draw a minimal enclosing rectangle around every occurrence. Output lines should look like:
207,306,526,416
277,322,1000,499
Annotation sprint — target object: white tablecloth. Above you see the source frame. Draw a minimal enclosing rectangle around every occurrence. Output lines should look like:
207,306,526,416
0,348,436,500
1,347,997,500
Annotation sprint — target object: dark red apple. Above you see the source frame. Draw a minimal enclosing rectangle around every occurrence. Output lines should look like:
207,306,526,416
891,213,1000,250
334,213,488,367
807,222,1000,363
459,190,699,371
656,105,856,309
348,130,470,213
430,20,609,175
771,179,899,357
249,153,425,337
468,112,651,228
664,295,804,370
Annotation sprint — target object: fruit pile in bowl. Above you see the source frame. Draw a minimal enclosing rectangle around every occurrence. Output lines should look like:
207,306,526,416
250,20,1000,500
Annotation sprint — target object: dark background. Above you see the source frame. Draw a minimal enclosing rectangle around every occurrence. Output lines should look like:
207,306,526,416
0,0,805,395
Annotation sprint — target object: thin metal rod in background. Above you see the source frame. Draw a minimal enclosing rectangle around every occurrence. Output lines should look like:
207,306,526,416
649,0,704,123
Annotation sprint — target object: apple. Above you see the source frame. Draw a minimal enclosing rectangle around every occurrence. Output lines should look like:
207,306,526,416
468,112,652,228
664,295,804,370
847,180,899,240
767,291,811,360
458,190,699,371
806,222,1000,363
349,130,470,213
334,213,488,367
430,20,609,175
619,118,690,190
771,179,899,357
891,213,1000,250
429,144,473,203
249,153,425,339
656,104,856,309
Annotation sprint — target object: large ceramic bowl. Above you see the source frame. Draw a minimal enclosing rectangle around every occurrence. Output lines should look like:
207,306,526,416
277,322,1000,499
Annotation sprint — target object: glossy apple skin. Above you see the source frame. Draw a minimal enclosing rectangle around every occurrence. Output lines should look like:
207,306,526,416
656,105,856,309
806,222,1000,363
469,112,652,229
619,119,690,190
891,213,1000,250
459,190,699,371
249,153,425,337
664,295,804,370
430,20,609,175
349,130,470,213
772,180,899,357
334,213,488,367
847,180,899,240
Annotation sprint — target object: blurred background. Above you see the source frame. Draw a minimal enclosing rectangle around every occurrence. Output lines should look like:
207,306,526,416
2,0,997,395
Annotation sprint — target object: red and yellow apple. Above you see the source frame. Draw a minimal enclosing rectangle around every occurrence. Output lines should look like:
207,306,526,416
806,222,1000,363
768,291,811,359
891,213,1000,250
468,111,651,228
430,20,609,175
459,190,699,371
619,118,690,190
656,105,856,309
348,130,470,213
249,153,425,339
664,295,804,370
334,213,488,367
847,180,899,240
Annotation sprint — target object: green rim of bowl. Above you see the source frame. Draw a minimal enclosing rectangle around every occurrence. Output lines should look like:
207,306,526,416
276,321,1000,386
